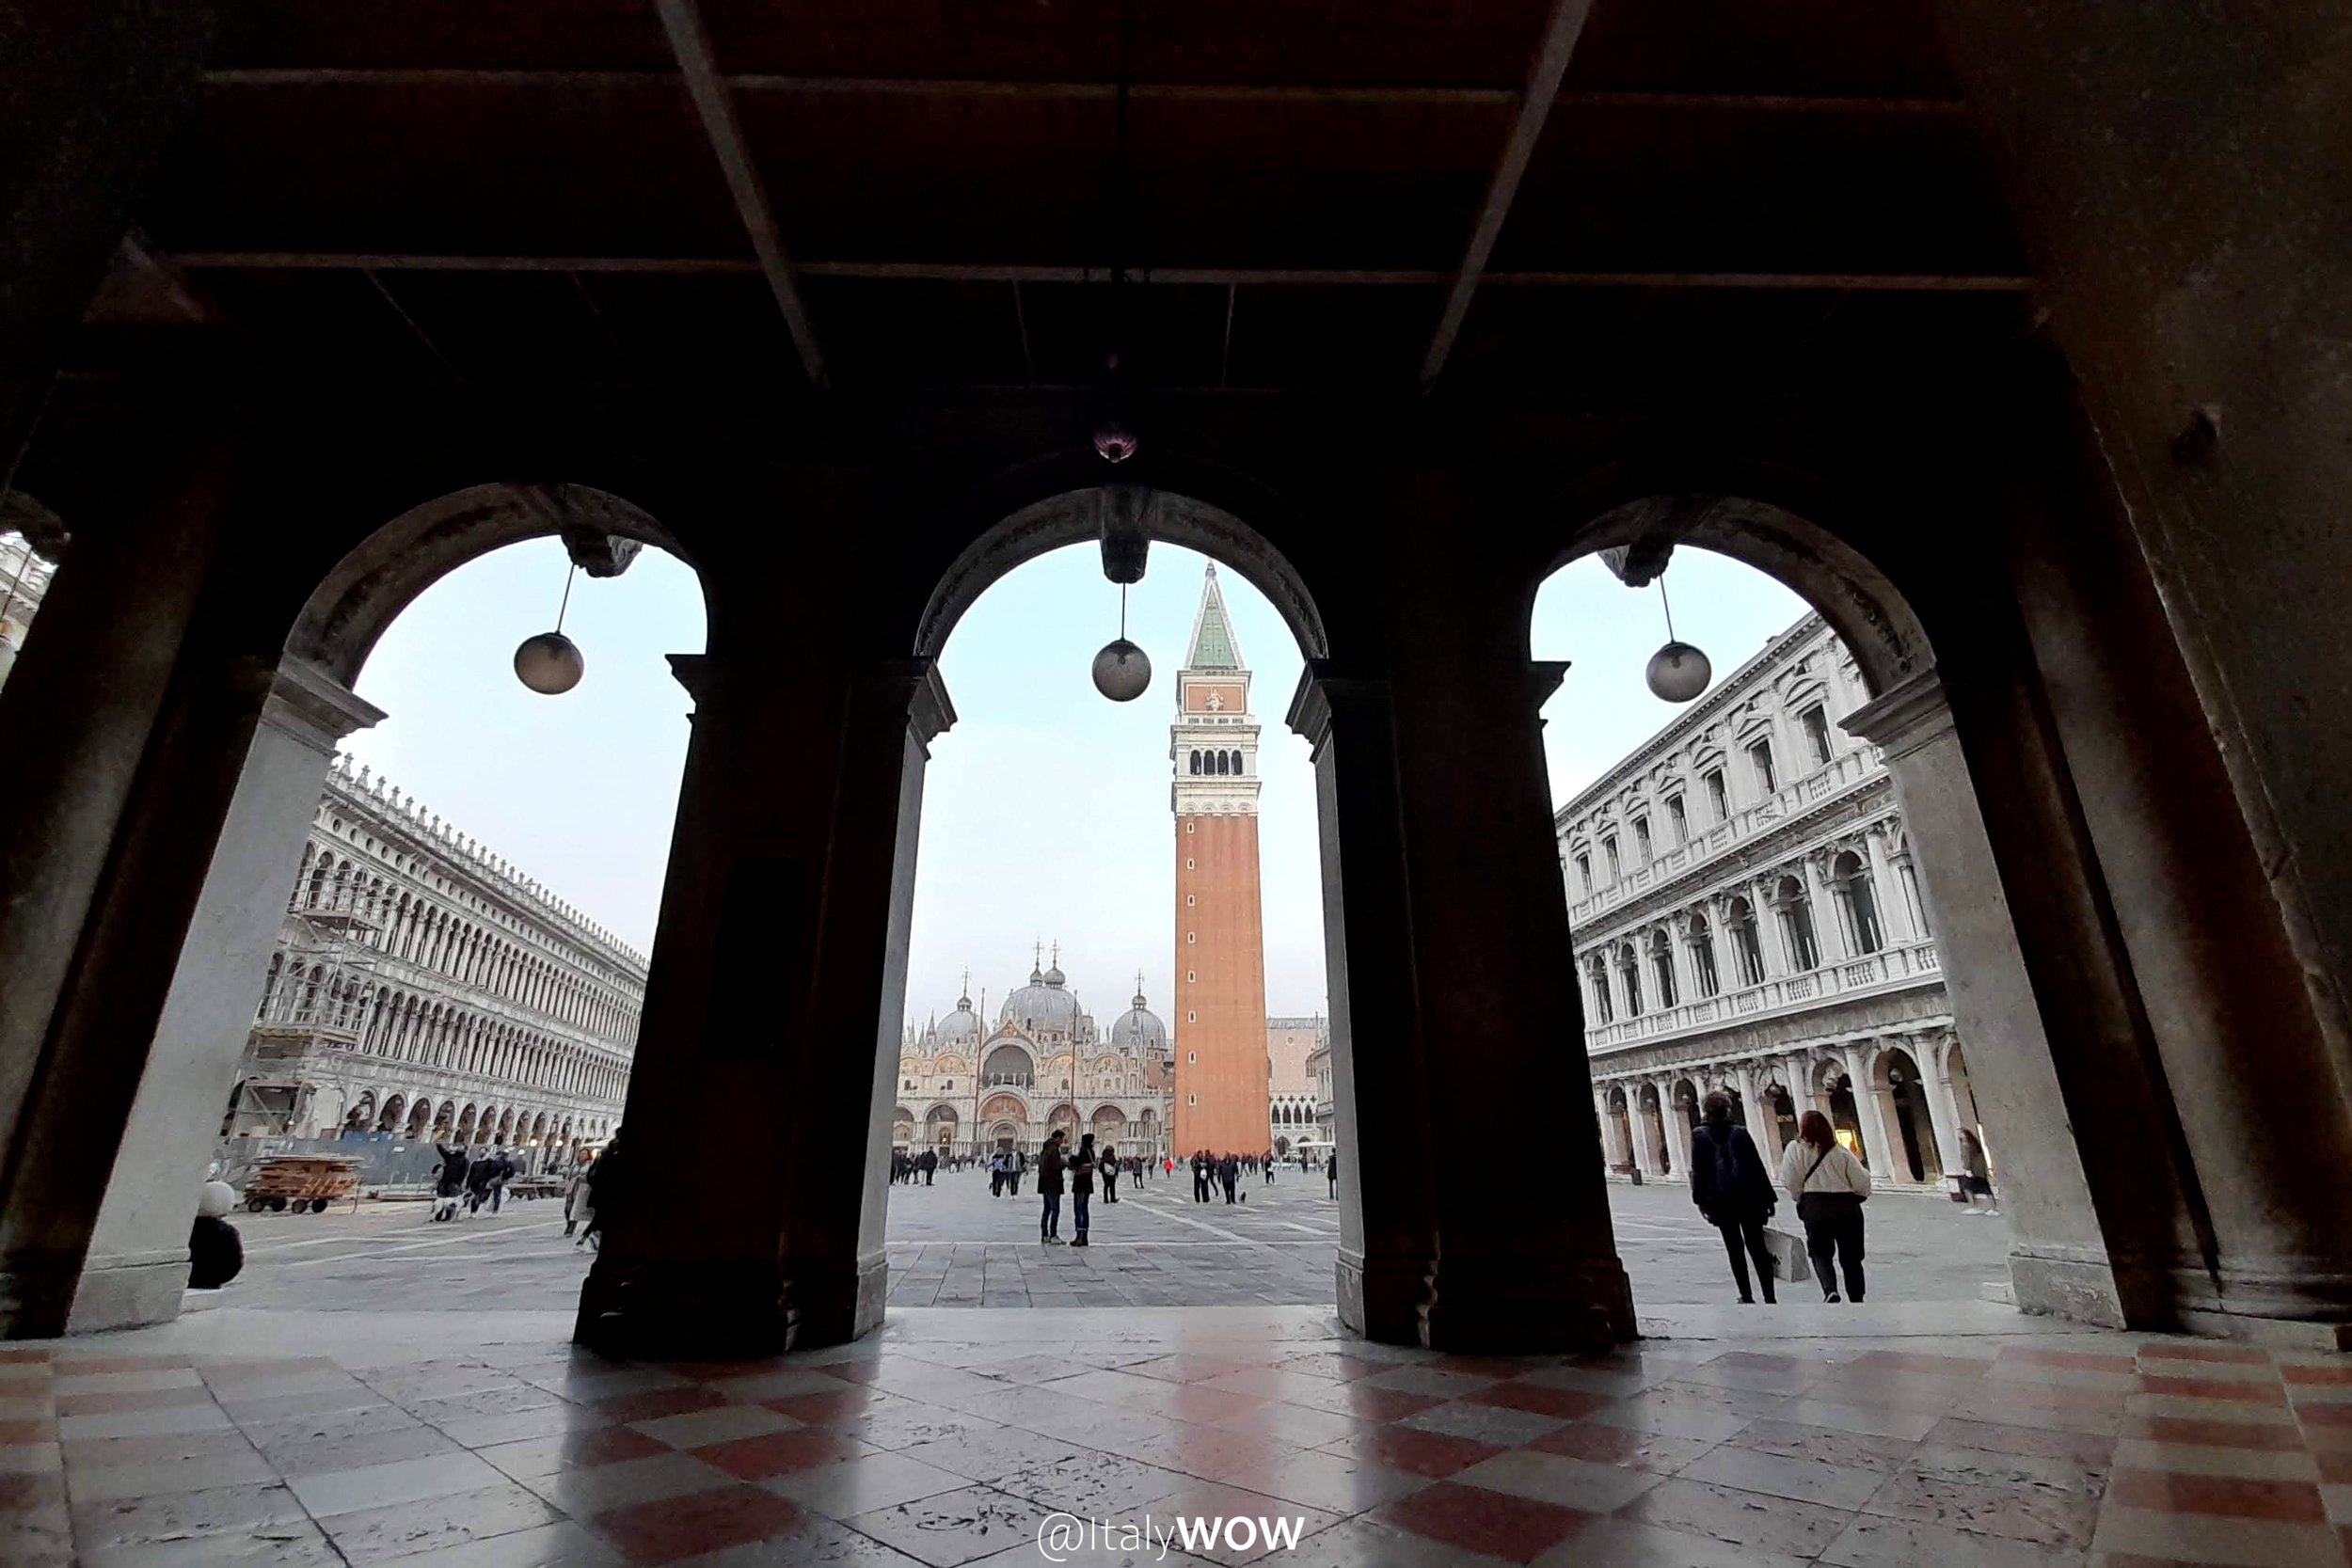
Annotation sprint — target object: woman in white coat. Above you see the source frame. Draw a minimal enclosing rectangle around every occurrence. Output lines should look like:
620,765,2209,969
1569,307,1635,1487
1780,1111,1871,1302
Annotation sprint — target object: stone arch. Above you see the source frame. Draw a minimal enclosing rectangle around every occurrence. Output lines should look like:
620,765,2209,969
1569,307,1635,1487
404,1098,433,1137
1870,1043,1941,1183
288,483,698,687
1517,488,1931,700
376,1094,405,1133
914,482,1332,663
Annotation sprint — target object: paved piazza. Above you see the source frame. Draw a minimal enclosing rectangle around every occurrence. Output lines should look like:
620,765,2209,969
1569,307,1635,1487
11,1301,2345,1568
220,1169,2011,1313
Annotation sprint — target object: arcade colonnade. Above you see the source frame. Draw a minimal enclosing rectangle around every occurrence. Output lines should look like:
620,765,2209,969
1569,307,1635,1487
3,0,2351,1352
5,423,2352,1361
1598,1031,1980,1190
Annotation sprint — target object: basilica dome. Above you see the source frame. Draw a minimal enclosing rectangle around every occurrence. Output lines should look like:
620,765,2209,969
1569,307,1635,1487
1108,987,1168,1053
1000,962,1087,1032
937,990,982,1046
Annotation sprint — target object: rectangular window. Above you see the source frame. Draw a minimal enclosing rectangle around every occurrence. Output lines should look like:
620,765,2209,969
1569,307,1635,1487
1575,853,1592,895
1603,837,1620,879
1705,769,1728,821
1666,796,1687,845
1803,706,1834,768
1749,740,1777,796
1632,817,1652,864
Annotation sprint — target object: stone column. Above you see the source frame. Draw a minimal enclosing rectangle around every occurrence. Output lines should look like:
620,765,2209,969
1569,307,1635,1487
1847,667,2167,1323
1729,1064,1775,1163
1865,823,1916,945
1936,0,2352,1339
69,660,382,1330
1659,1082,1693,1180
1591,1090,1619,1167
1836,1042,1896,1180
1915,1033,1966,1180
1628,1097,1661,1179
0,411,252,1335
576,646,953,1355
1803,854,1848,965
1748,879,1788,977
1285,672,1441,1343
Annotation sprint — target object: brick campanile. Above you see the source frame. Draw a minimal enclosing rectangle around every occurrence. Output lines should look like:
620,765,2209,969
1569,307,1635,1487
1169,566,1270,1156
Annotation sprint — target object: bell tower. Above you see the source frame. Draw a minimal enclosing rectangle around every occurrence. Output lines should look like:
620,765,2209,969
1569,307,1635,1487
1169,566,1269,1154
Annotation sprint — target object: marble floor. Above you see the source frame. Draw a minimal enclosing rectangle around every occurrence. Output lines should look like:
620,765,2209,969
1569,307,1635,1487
3,1305,2346,1567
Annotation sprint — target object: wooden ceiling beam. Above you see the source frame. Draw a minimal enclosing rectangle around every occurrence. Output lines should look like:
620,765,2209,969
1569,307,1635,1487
652,0,828,390
166,252,2033,292
1420,0,1598,393
198,69,1965,118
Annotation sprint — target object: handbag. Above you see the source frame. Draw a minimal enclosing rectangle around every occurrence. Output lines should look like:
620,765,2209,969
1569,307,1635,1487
1761,1226,1809,1283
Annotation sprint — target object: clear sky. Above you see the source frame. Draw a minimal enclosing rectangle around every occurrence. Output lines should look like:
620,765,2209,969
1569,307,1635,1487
345,534,1808,1019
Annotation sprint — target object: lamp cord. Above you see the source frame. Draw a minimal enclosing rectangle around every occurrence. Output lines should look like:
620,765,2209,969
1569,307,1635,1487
1658,578,1677,641
554,563,578,635
1120,581,1129,641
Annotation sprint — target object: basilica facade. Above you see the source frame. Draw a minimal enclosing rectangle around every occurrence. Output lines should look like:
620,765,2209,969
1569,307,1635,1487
896,955,1173,1160
1559,613,1986,1192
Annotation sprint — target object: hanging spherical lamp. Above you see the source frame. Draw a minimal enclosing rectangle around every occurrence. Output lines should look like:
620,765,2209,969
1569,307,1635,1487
1092,636,1152,702
1643,577,1711,704
1645,640,1711,703
513,562,584,694
514,630,584,694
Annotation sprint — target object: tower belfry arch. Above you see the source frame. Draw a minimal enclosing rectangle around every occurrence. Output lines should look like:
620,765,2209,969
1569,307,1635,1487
1170,566,1270,1154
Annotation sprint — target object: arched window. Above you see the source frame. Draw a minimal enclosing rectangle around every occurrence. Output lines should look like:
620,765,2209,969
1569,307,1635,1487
1832,850,1884,954
1688,911,1721,997
1726,896,1766,986
1776,874,1820,970
1189,751,1201,775
1228,750,1243,774
1647,928,1678,1010
1584,956,1613,1024
1616,942,1643,1017
1216,751,1231,776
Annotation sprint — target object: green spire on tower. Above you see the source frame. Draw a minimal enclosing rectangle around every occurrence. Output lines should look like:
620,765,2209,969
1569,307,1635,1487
1184,564,1245,671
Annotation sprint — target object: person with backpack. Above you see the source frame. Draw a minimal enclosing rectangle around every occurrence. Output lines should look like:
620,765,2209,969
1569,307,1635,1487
1781,1110,1871,1302
1689,1092,1780,1305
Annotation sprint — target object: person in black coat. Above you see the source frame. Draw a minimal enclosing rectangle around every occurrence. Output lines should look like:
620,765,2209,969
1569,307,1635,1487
1688,1092,1780,1305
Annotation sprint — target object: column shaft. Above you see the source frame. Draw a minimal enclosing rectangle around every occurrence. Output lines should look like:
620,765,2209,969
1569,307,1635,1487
0,413,249,1335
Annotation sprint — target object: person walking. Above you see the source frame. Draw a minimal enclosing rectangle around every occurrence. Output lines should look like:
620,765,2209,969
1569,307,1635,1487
1218,1152,1240,1204
580,1132,625,1252
1100,1143,1120,1203
1958,1129,1999,1215
1690,1092,1779,1305
1263,1150,1276,1184
1038,1131,1067,1244
431,1143,469,1223
1326,1150,1338,1199
920,1148,937,1186
1069,1132,1097,1247
563,1160,593,1237
1781,1111,1870,1302
1191,1151,1211,1203
464,1148,496,1214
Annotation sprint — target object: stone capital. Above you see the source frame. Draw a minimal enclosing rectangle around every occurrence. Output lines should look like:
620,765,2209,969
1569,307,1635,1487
1283,661,1391,755
1840,663,1953,760
262,657,386,754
